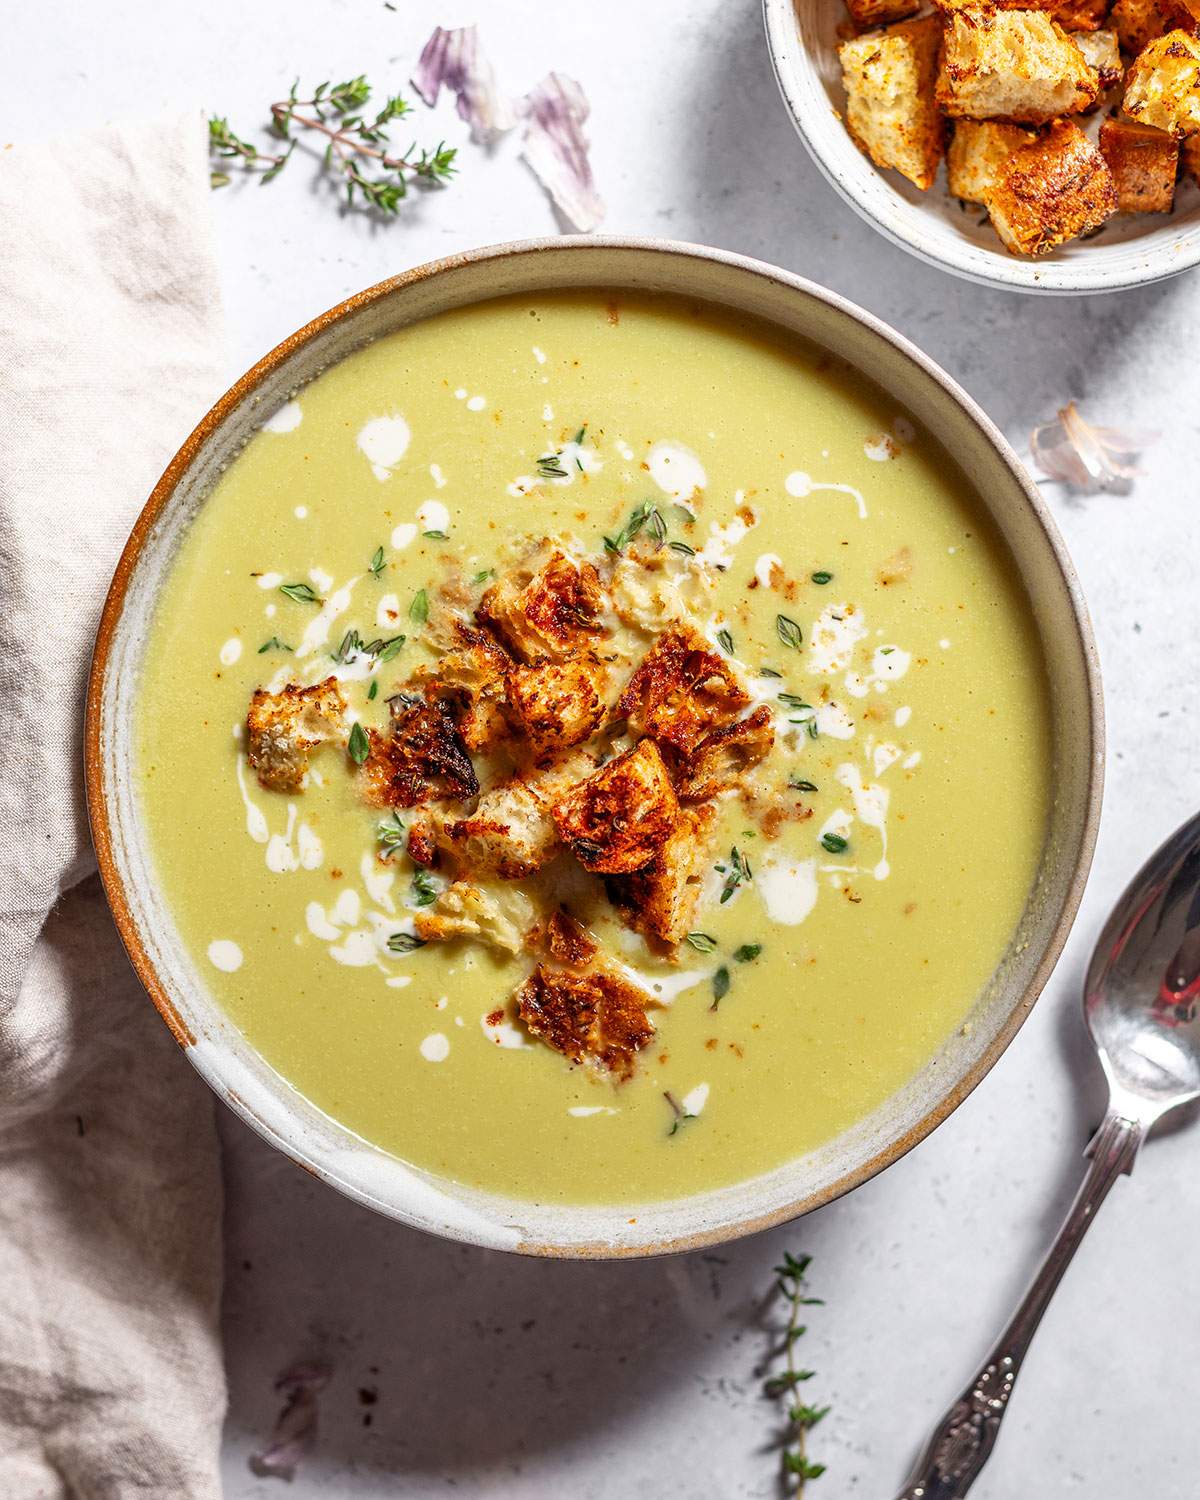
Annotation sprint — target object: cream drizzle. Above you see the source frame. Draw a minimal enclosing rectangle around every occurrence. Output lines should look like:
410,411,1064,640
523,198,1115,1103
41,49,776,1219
295,574,358,659
357,414,411,481
207,939,244,973
263,400,302,434
646,440,706,502
785,470,868,519
756,855,819,926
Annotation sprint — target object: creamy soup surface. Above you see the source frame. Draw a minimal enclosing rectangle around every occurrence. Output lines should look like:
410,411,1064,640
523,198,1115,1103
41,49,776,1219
136,292,1051,1205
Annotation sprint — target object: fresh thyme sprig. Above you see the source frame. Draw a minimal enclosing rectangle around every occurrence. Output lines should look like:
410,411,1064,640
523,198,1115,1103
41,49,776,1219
764,1251,828,1493
717,846,752,904
209,75,457,216
663,1091,698,1137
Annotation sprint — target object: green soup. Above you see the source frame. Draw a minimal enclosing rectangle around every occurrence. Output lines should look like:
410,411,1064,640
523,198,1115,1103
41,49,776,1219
136,291,1050,1204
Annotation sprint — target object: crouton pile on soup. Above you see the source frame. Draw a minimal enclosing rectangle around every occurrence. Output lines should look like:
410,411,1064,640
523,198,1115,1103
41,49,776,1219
836,0,1200,256
135,292,1052,1204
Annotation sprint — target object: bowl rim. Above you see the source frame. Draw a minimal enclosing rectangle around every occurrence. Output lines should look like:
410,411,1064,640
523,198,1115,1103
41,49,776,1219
85,234,1104,1256
762,0,1200,296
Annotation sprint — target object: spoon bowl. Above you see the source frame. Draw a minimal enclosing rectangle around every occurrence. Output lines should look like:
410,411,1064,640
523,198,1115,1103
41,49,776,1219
1085,812,1200,1120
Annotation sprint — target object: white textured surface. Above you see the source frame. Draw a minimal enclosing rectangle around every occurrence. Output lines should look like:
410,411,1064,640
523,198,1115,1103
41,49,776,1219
10,3,1199,1496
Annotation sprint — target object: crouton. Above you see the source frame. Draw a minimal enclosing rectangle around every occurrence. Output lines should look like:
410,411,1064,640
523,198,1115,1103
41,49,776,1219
677,707,777,803
412,749,595,879
947,120,1036,201
506,653,610,754
1111,0,1195,56
1045,0,1112,29
1183,129,1200,176
1100,117,1180,208
1073,29,1123,91
409,625,513,751
988,120,1117,254
845,0,921,29
838,17,946,191
617,624,750,756
413,881,534,954
606,802,720,947
359,698,478,807
937,9,1099,123
608,549,704,632
932,0,1106,14
515,963,655,1079
246,677,346,792
478,541,609,661
552,739,680,875
539,908,601,966
1123,30,1200,135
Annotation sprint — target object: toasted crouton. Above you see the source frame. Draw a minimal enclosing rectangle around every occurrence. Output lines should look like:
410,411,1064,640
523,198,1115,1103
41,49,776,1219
507,654,610,754
246,677,346,792
1045,0,1112,29
412,749,594,878
845,0,921,28
1111,0,1195,55
1073,29,1124,91
988,120,1118,254
515,963,655,1079
838,17,946,191
552,739,680,875
540,906,600,966
1124,30,1200,134
606,802,720,947
937,9,1099,123
617,624,750,755
409,625,513,751
358,699,478,807
478,541,609,661
1100,117,1180,209
1183,129,1200,177
413,881,534,953
677,707,777,802
947,120,1036,201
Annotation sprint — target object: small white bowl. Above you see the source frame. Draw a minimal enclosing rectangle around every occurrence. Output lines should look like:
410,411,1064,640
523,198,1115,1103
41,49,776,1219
763,0,1200,294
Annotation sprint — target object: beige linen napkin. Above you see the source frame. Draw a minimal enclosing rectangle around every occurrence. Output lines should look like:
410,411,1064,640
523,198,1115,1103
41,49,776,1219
0,114,227,1497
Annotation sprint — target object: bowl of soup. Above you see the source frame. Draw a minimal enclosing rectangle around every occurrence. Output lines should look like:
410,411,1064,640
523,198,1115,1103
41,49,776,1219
86,238,1101,1255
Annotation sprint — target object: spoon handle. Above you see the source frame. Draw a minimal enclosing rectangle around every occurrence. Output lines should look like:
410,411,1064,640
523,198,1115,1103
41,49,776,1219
895,1110,1144,1500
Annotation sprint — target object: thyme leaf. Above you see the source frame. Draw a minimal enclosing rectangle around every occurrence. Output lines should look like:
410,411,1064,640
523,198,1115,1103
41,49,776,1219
686,932,718,953
279,581,321,605
716,628,735,656
387,931,426,953
348,721,370,765
409,589,429,625
718,845,752,904
820,832,848,854
257,636,294,654
369,545,386,578
411,869,438,907
733,944,762,963
788,775,818,792
810,570,832,585
377,812,405,859
776,614,804,651
710,964,731,1010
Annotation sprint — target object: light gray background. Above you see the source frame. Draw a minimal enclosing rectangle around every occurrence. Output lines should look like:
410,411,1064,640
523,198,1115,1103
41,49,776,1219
16,3,1200,1495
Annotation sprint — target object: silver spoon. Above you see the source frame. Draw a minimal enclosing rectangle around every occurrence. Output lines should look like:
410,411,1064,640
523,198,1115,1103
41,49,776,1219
897,811,1200,1499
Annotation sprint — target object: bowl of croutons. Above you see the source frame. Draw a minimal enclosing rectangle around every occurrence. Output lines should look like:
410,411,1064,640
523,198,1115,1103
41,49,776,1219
764,0,1200,291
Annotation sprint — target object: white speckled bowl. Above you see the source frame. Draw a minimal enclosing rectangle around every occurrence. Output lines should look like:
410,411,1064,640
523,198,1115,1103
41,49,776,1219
87,238,1102,1257
763,0,1200,293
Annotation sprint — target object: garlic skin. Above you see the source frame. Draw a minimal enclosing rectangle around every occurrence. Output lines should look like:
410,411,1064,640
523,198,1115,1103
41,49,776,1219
1030,401,1157,493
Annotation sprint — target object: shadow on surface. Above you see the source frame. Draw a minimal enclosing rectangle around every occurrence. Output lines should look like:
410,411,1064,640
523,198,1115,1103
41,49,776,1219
220,1116,842,1481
